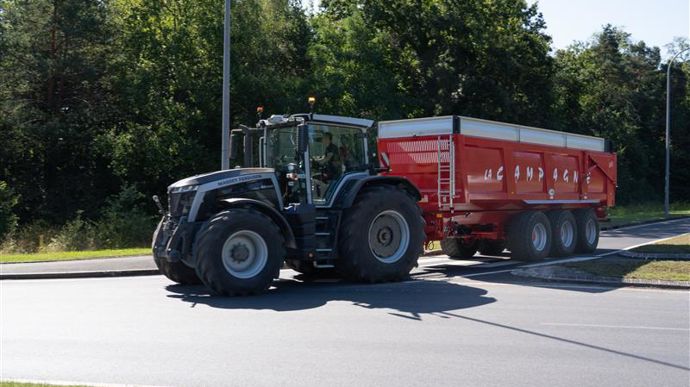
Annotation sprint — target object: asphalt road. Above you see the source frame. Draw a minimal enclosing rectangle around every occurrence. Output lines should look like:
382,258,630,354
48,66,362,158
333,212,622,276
2,219,689,387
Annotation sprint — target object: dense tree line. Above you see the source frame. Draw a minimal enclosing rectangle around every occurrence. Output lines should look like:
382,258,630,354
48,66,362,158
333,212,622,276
0,0,688,244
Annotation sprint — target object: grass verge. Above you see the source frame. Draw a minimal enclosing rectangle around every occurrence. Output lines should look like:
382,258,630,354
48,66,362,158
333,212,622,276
632,233,690,254
1,382,90,387
0,248,151,264
606,202,690,228
565,258,690,282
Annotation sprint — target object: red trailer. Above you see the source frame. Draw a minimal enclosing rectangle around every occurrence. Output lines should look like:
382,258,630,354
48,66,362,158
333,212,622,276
377,116,617,260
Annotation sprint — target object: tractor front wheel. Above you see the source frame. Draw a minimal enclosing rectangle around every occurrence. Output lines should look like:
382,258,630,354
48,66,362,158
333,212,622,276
194,209,285,296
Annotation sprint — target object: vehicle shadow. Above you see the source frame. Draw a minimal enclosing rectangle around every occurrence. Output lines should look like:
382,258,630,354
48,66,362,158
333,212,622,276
165,278,496,320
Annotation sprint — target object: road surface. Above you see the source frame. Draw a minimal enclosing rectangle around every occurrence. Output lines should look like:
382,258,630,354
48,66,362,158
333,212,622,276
2,218,689,387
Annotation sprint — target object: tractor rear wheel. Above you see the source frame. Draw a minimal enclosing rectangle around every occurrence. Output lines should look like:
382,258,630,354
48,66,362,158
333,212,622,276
194,209,285,296
336,186,424,282
440,238,478,259
508,211,552,261
152,219,201,285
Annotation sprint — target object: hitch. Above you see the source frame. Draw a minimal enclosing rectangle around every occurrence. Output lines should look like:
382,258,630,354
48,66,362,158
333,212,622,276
152,195,165,215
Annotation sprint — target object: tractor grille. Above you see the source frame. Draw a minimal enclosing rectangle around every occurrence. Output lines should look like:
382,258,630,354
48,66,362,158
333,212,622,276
168,191,196,217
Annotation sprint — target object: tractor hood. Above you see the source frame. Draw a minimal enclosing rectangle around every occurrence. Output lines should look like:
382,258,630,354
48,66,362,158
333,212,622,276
168,168,275,191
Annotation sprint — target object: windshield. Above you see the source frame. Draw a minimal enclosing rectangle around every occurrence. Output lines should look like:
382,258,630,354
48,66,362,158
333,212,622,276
266,126,299,170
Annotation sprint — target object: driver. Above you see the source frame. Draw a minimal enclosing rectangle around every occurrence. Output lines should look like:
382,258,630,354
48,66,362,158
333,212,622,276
314,132,341,182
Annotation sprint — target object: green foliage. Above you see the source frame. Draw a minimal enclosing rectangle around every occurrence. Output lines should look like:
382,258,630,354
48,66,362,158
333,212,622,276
0,181,19,239
94,185,157,248
46,211,97,252
552,26,670,203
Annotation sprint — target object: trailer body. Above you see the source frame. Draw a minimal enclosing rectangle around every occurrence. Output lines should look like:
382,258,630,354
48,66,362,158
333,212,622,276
377,116,617,243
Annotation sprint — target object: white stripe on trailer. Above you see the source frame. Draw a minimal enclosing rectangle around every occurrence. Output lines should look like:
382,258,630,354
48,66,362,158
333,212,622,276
378,115,607,152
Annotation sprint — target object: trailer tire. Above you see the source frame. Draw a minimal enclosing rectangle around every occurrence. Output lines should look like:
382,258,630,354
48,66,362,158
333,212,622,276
478,240,506,256
574,208,599,253
336,186,424,283
194,209,285,296
547,210,578,257
508,211,552,261
152,219,201,285
440,238,478,259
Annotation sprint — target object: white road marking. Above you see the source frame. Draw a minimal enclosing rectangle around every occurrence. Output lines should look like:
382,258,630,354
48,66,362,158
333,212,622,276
541,322,689,331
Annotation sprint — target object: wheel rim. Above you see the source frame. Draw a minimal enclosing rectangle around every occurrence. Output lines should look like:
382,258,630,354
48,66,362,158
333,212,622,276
585,219,597,245
368,210,410,264
531,223,548,252
560,221,575,248
221,230,268,279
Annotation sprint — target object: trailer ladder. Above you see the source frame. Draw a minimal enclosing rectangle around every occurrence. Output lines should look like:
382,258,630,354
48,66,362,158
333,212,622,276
437,136,455,212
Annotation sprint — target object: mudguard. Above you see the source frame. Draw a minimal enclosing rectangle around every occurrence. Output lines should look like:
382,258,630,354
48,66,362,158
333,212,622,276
217,198,298,249
337,175,421,209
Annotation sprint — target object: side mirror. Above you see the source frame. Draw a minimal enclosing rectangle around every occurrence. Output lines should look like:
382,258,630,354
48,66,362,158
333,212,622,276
229,131,241,160
297,124,309,154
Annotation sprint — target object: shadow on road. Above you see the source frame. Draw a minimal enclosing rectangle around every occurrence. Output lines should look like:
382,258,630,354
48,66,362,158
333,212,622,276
165,279,496,320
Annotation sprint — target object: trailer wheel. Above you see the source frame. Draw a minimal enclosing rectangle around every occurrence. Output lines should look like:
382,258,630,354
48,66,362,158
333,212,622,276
547,210,578,257
478,240,506,256
574,208,599,253
152,219,201,285
440,238,478,259
336,186,424,282
194,209,285,296
508,211,552,261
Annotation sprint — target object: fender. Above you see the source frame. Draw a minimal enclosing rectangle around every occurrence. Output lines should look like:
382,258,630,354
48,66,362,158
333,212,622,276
337,175,421,209
218,198,297,249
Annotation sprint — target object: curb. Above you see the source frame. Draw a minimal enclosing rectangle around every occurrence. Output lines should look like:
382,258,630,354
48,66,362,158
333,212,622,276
0,269,161,280
512,267,690,290
619,250,690,260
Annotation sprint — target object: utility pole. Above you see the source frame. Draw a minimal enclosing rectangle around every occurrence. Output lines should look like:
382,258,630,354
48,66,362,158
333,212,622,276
221,0,231,170
665,47,689,217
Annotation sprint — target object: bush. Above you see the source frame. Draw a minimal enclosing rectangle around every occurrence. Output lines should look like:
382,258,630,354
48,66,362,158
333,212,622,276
0,181,19,240
46,212,98,252
0,220,55,254
0,186,157,254
94,185,157,249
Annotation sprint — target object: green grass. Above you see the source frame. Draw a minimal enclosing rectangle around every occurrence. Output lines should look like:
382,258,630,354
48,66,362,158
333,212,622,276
565,258,690,282
1,382,90,387
0,248,151,264
632,233,690,254
607,202,690,228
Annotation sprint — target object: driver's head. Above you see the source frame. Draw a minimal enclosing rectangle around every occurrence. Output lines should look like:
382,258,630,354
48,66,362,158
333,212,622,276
323,132,332,146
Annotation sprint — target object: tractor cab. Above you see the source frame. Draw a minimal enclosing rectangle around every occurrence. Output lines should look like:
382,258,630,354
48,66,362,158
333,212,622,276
230,113,372,207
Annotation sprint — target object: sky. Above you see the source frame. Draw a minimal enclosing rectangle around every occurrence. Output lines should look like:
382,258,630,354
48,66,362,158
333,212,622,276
304,0,690,56
528,0,689,55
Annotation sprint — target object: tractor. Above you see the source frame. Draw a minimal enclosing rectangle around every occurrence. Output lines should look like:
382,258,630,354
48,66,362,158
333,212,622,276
152,112,424,295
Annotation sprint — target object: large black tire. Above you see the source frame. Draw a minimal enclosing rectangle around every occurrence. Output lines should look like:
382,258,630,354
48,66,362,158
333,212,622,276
478,240,506,256
152,219,201,285
508,211,552,261
440,238,478,259
194,209,285,296
574,208,600,253
547,210,578,257
336,186,425,282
